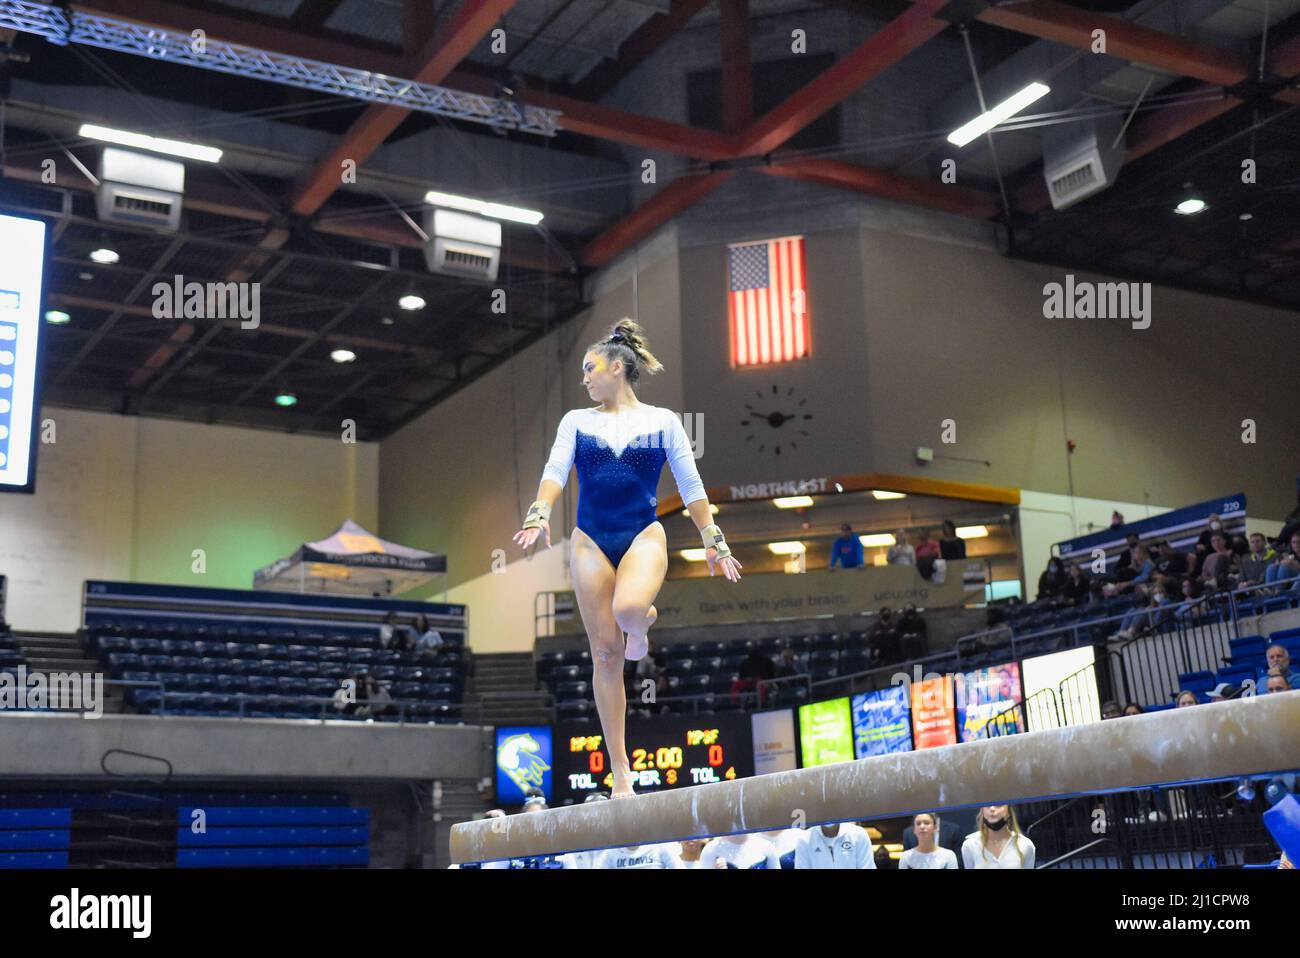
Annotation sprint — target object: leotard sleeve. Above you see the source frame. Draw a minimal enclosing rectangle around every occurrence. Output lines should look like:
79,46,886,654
663,409,706,507
541,410,578,490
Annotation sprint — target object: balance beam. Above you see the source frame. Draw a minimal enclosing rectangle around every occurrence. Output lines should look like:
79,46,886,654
451,691,1300,863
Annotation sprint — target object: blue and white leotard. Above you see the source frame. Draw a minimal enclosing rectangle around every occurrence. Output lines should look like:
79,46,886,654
542,405,707,569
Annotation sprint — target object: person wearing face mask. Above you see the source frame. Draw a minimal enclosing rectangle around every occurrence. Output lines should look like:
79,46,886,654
898,812,958,869
961,805,1035,868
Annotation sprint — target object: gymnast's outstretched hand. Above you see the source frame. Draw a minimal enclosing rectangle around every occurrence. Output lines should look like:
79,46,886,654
707,548,743,582
513,520,551,553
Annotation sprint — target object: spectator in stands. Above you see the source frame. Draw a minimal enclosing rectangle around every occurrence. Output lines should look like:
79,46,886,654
1230,533,1250,559
699,833,781,869
1110,510,1125,528
1114,533,1142,581
1266,645,1295,685
377,612,401,650
358,674,391,719
1264,532,1300,591
1176,690,1199,708
594,843,684,869
961,805,1035,869
1063,563,1091,605
1199,533,1236,590
829,524,864,570
868,606,900,666
915,529,941,580
1114,580,1175,640
939,520,966,560
887,529,915,566
522,789,547,812
1238,533,1275,588
1264,669,1292,695
1036,556,1068,600
732,649,775,707
1123,704,1144,716
411,614,444,657
775,646,802,679
1115,545,1155,594
1101,700,1122,720
794,821,877,869
897,603,928,658
1155,540,1189,579
677,838,708,869
898,813,959,869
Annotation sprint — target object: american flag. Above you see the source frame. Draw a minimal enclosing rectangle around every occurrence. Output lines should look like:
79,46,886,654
727,236,809,366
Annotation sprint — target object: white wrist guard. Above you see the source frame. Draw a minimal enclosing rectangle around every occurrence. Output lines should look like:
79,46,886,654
701,523,731,559
523,500,551,530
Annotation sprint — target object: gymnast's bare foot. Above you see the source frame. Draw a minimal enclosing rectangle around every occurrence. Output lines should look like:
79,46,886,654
624,605,656,661
611,766,636,799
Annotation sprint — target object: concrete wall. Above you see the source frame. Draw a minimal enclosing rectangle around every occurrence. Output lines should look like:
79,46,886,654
0,407,378,632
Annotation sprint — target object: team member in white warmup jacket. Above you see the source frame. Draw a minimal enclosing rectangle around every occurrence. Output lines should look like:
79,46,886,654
698,833,781,869
794,822,876,869
594,843,685,869
961,805,1036,869
898,812,959,869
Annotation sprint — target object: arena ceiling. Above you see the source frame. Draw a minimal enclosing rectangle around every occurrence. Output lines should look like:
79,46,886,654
1,0,1297,439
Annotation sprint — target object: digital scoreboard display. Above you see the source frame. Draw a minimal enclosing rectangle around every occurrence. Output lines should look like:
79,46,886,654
0,214,47,494
554,713,755,803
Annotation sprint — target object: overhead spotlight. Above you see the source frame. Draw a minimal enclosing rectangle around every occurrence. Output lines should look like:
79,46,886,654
330,348,357,364
767,541,806,555
274,392,298,408
1239,212,1253,221
89,248,119,265
858,533,897,548
948,82,1050,147
79,123,222,163
425,190,543,225
380,316,395,326
398,293,426,311
773,496,814,509
956,525,989,539
1175,197,1208,215
871,490,906,500
44,310,71,325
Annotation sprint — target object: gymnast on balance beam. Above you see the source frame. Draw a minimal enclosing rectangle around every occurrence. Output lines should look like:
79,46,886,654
514,318,743,799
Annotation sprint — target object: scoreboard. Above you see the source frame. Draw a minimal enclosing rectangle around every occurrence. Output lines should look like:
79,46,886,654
554,713,755,803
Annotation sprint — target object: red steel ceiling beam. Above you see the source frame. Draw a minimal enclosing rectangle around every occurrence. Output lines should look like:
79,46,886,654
736,1,950,157
720,0,754,135
290,0,517,217
580,171,734,268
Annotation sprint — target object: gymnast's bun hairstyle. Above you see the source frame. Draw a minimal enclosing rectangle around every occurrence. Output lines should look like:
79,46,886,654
591,317,664,387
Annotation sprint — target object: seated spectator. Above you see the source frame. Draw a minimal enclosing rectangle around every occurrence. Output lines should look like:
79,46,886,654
1114,532,1142,581
898,812,959,869
1110,510,1125,528
1264,669,1292,695
1062,562,1091,605
939,520,967,560
357,674,391,719
914,529,941,580
1101,700,1122,720
1114,580,1175,639
594,843,684,869
1264,532,1300,590
377,612,401,650
887,529,915,566
1175,689,1199,708
410,614,444,657
902,813,964,862
1123,703,1144,716
794,822,877,869
775,646,803,679
699,833,781,869
1199,532,1236,590
1037,556,1068,600
961,805,1035,869
1266,645,1295,686
677,838,709,869
1115,545,1156,593
897,603,928,659
1154,540,1189,578
333,674,361,716
1196,513,1227,554
868,607,900,666
1230,533,1250,558
1238,533,1275,587
732,650,775,707
829,524,864,570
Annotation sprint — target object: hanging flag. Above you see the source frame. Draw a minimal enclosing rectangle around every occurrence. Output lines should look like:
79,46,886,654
727,236,809,367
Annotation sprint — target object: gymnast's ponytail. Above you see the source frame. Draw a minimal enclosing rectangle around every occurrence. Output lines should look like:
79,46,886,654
592,318,663,386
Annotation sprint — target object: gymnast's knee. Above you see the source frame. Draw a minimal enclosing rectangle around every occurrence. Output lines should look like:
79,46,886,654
612,599,646,631
590,642,623,671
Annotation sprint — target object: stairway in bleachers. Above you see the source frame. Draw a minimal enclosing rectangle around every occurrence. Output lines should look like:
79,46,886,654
462,652,551,727
7,631,129,714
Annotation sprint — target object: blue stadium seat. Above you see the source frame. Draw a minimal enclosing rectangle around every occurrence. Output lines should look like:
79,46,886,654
727,639,756,655
554,681,589,701
696,641,725,658
721,654,747,672
663,643,695,660
665,658,694,677
695,656,723,673
1178,671,1215,693
557,700,591,719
